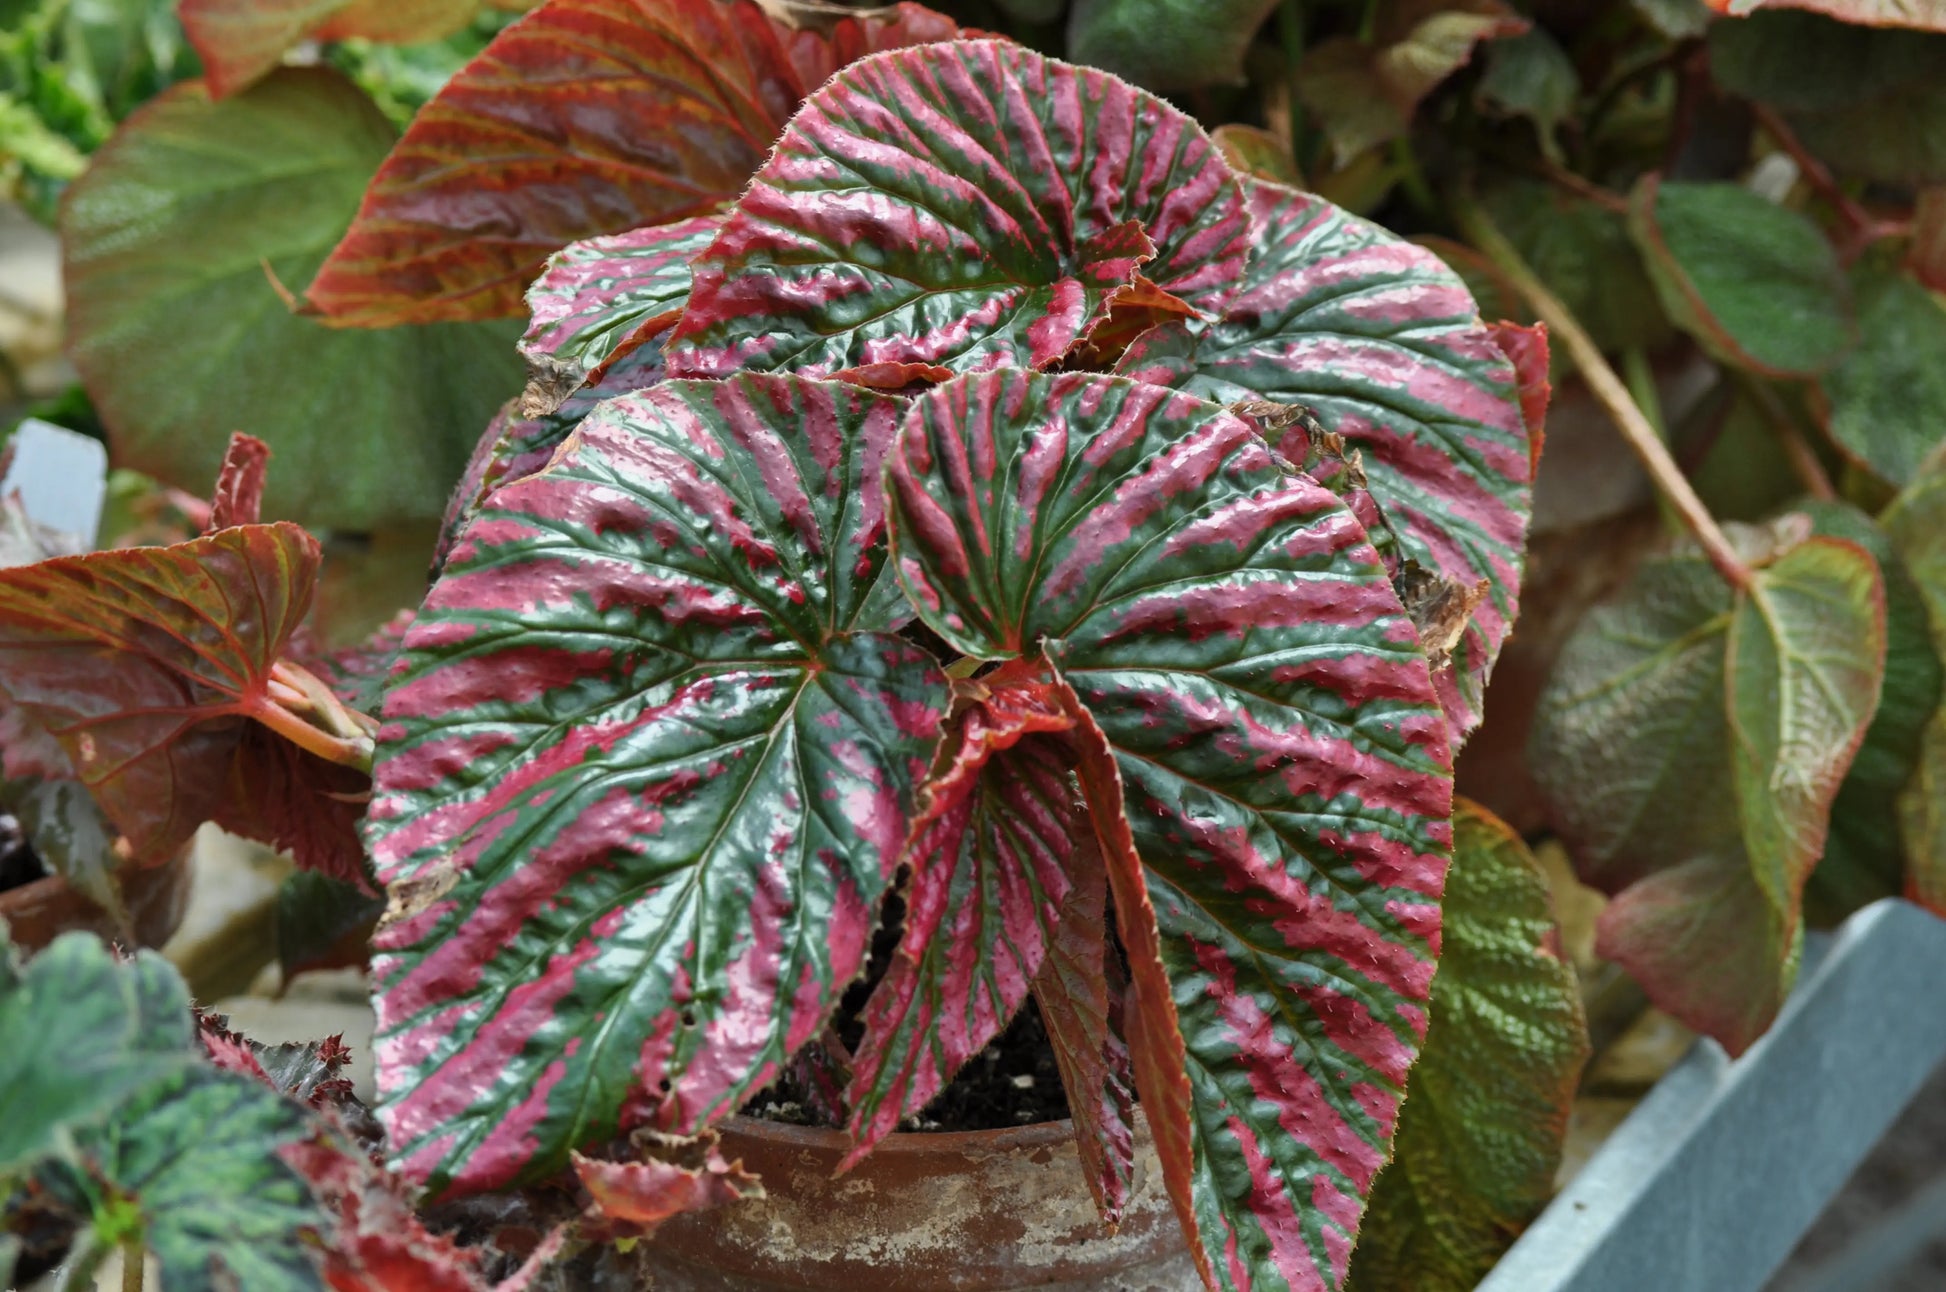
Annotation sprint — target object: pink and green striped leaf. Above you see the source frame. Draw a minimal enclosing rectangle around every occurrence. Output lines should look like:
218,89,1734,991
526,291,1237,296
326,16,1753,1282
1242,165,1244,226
366,374,950,1197
305,0,957,327
518,214,722,417
1116,176,1536,741
885,369,1454,1292
664,40,1252,382
842,660,1080,1162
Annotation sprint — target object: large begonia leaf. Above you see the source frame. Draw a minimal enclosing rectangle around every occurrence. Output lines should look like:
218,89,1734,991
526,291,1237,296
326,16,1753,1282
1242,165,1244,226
1029,826,1137,1226
366,374,950,1196
181,0,479,100
1531,535,1885,1052
1628,177,1855,378
843,662,1079,1161
52,1066,328,1291
1816,265,1946,487
1348,801,1589,1292
517,214,720,416
1064,0,1281,91
61,68,523,532
0,524,327,866
0,933,194,1177
886,369,1454,1292
665,40,1252,382
304,0,957,327
1884,468,1946,914
1117,176,1535,740
1704,0,1946,29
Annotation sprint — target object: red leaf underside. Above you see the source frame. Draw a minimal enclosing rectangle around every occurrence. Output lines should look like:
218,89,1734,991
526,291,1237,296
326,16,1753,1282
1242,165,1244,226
304,0,957,326
209,433,272,531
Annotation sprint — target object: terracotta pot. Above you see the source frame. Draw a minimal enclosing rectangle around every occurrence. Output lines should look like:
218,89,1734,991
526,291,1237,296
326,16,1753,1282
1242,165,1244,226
640,1114,1198,1291
0,848,192,953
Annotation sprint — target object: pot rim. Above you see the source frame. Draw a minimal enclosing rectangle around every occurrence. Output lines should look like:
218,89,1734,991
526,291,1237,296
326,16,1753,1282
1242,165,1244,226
718,1112,1081,1157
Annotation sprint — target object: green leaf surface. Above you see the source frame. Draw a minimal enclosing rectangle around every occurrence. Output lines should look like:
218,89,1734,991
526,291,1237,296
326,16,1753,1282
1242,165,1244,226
1349,800,1589,1292
1817,265,1946,487
1709,11,1946,184
1629,177,1855,378
60,67,522,531
1799,501,1941,921
276,871,383,985
1532,535,1886,1051
0,775,124,928
1064,0,1279,91
1475,27,1580,163
1884,468,1946,914
367,374,950,1196
59,1067,326,1291
0,932,193,1178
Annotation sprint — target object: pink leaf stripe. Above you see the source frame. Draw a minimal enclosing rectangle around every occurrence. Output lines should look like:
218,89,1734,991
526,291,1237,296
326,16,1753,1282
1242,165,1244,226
366,374,948,1197
886,369,1454,1292
842,659,1081,1164
1117,177,1536,741
665,39,1251,381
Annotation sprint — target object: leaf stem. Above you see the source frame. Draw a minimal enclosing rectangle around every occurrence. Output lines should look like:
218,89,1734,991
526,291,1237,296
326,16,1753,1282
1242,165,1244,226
1455,192,1754,590
121,1239,145,1292
1278,0,1308,168
245,660,378,773
1749,103,1906,263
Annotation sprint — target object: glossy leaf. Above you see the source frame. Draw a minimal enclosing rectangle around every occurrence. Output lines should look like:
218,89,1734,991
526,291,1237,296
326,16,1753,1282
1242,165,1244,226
60,68,523,531
56,1066,327,1291
0,524,321,865
1064,0,1280,91
1348,801,1589,1292
1296,2,1528,166
1117,176,1535,739
887,369,1454,1292
1628,176,1855,378
1532,535,1886,1052
518,214,721,417
0,933,194,1177
1884,469,1946,914
180,0,478,99
666,39,1252,381
1029,830,1136,1226
843,662,1079,1162
1816,264,1946,487
367,374,949,1196
305,0,957,326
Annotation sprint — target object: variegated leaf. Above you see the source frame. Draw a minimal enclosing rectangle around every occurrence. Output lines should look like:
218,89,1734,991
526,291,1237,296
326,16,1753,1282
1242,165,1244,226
367,374,950,1196
665,39,1251,381
886,368,1453,1292
1117,176,1536,741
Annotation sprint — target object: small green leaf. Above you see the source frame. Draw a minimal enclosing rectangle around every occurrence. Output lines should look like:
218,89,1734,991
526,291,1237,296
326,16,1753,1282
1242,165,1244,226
61,1067,326,1291
1064,0,1279,90
1349,800,1590,1292
1475,28,1580,163
1629,177,1855,378
60,67,522,530
1532,532,1886,1052
1884,468,1946,914
275,871,382,985
1816,265,1946,487
0,932,194,1177
1478,179,1672,355
0,776,124,928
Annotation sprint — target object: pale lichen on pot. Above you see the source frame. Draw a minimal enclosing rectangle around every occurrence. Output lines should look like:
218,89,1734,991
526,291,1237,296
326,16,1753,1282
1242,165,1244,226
641,1115,1196,1292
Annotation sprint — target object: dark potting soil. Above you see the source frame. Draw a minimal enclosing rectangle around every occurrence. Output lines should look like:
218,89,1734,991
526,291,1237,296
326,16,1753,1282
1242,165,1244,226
0,812,45,891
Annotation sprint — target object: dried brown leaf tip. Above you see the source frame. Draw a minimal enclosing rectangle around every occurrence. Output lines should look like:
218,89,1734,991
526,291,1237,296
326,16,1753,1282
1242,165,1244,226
1397,563,1490,670
572,1129,765,1240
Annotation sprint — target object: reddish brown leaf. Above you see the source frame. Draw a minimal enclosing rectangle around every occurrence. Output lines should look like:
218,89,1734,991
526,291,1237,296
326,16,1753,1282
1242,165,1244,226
217,723,374,889
1908,188,1946,293
208,433,272,531
0,525,321,864
1030,838,1137,1228
573,1131,764,1239
304,0,957,326
182,0,479,100
1488,321,1551,476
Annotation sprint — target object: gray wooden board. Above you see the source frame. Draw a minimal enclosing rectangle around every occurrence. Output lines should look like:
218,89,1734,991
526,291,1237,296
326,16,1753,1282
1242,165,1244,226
1480,899,1946,1292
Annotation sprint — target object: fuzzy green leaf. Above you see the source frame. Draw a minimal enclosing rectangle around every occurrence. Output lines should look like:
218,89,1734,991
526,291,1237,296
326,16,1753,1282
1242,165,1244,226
1064,0,1279,91
1817,264,1946,487
1884,468,1946,915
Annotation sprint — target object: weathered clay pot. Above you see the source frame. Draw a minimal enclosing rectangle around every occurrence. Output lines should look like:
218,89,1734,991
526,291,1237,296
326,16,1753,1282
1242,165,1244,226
0,849,191,952
640,1114,1197,1291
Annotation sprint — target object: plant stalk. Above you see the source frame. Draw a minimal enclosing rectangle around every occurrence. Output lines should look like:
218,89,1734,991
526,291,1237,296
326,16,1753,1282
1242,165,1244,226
1455,193,1755,590
1739,377,1837,501
1278,0,1308,169
1750,103,1906,263
245,659,379,772
121,1239,145,1292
